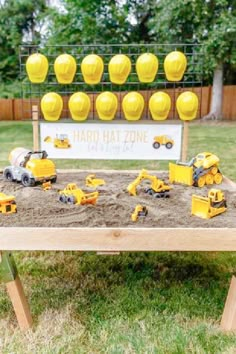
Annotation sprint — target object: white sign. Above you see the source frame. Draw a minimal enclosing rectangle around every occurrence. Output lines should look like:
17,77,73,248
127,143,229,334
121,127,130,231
40,123,182,160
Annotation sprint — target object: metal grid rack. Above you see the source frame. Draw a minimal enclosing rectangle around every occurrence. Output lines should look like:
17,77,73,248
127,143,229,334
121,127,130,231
19,43,204,121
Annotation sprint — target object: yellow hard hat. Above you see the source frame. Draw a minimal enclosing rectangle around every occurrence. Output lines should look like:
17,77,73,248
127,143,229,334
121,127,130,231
149,92,171,120
41,92,63,121
69,92,91,121
26,53,48,83
136,53,158,83
164,51,187,81
96,92,118,120
108,54,131,84
54,54,77,84
122,92,144,121
81,54,104,84
176,91,199,121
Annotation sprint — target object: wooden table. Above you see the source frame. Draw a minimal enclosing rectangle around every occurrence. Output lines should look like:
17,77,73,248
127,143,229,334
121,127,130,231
1,227,236,332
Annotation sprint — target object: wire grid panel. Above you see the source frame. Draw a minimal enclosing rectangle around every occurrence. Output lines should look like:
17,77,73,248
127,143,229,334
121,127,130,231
19,43,204,121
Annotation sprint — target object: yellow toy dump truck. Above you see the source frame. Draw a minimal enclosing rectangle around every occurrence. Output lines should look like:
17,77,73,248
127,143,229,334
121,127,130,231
169,152,223,188
59,183,99,205
53,134,71,149
131,205,148,222
3,148,57,187
85,174,106,188
191,189,227,219
153,135,174,149
0,193,17,214
127,169,171,198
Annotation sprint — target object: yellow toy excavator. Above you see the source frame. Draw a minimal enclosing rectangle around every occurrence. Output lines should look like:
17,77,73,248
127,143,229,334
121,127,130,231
127,169,171,197
169,152,223,187
191,189,227,219
131,205,148,222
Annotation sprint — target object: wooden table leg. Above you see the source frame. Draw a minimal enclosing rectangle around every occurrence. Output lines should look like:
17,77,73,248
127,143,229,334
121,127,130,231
0,252,33,331
221,276,236,331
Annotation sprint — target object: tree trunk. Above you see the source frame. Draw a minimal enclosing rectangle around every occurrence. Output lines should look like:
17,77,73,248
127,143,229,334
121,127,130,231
203,62,223,120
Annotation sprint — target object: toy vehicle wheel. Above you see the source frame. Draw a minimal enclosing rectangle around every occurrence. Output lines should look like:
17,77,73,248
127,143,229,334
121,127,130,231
153,142,160,149
51,176,57,183
4,169,14,182
214,173,223,185
67,196,76,204
197,175,206,188
59,194,67,203
21,173,35,187
166,142,173,149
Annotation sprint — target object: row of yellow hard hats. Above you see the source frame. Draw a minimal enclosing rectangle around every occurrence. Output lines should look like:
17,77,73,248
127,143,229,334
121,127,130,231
41,91,198,121
26,51,187,85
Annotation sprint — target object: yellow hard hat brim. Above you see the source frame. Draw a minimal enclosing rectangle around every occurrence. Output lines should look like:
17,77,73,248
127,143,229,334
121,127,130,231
178,113,197,121
98,114,115,121
110,77,127,85
150,114,168,121
124,114,142,121
166,73,184,82
43,114,60,121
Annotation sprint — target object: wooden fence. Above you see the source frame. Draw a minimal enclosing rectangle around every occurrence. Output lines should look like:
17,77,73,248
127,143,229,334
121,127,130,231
0,85,235,121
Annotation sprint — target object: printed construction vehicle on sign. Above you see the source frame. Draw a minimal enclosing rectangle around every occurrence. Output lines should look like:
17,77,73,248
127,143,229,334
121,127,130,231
59,183,99,205
44,134,71,149
153,135,174,149
191,189,227,219
169,152,223,188
4,148,57,187
0,193,17,214
127,169,171,198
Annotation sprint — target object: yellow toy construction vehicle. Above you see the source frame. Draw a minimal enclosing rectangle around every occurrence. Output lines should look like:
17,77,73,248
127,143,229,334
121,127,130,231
0,193,17,214
153,135,174,149
4,148,57,187
54,134,71,149
127,169,171,197
169,152,223,188
191,189,227,219
85,174,106,188
131,205,148,222
59,183,99,205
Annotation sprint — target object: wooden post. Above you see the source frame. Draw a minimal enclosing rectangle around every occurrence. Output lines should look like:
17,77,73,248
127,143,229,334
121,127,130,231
0,252,33,331
220,276,236,331
181,120,189,162
32,105,39,151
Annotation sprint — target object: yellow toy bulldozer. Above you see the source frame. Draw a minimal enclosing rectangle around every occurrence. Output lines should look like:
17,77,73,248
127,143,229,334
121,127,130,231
169,152,223,187
127,169,171,197
153,135,174,149
59,183,98,205
85,174,106,188
131,205,148,222
0,193,17,214
191,189,227,219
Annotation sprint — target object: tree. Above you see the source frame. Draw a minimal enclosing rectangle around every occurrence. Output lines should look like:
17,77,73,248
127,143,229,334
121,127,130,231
149,0,236,119
0,0,48,81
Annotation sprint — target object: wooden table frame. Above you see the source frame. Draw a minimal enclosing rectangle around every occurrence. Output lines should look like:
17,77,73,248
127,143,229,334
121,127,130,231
0,227,236,331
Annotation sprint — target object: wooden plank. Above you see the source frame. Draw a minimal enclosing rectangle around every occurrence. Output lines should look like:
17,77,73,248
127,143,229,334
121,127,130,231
221,276,236,331
6,274,33,330
181,121,189,161
0,227,236,251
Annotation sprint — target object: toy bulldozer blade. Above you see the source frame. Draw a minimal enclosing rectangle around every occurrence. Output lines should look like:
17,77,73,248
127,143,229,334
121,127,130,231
169,162,193,186
191,189,227,219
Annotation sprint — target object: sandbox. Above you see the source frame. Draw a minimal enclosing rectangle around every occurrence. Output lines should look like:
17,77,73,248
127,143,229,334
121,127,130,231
0,171,236,228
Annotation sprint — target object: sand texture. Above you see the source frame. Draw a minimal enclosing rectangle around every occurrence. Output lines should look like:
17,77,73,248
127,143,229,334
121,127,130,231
0,171,236,228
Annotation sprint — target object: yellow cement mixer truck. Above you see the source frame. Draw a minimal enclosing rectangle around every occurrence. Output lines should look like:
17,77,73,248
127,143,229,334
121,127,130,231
3,148,57,187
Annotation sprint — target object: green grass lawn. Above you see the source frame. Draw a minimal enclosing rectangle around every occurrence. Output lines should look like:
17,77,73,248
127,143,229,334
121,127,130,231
0,121,236,353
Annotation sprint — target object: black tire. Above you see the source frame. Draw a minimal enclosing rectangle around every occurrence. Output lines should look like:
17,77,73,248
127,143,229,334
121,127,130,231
166,142,173,149
21,173,35,187
51,176,57,183
4,169,14,182
67,196,76,204
153,142,160,149
59,194,67,203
